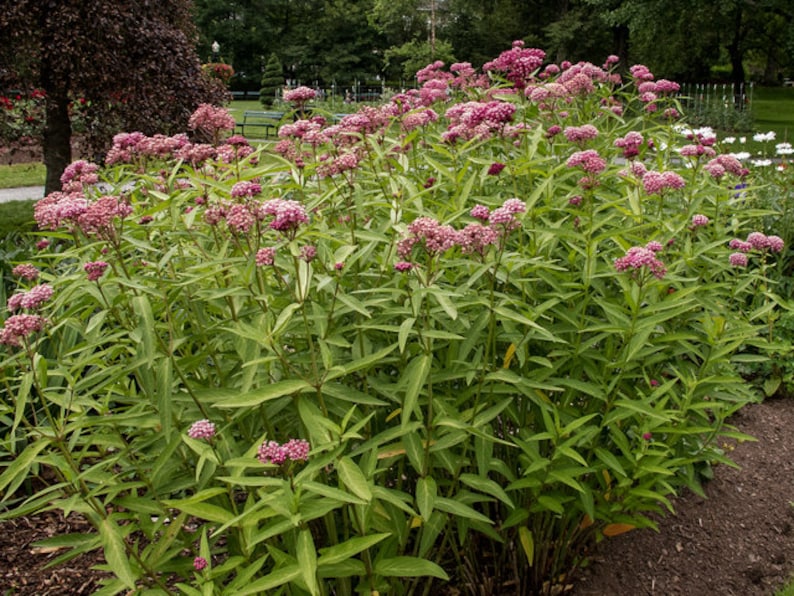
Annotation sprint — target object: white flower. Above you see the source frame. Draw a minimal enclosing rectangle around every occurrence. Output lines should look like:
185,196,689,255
731,151,751,161
723,136,736,144
753,131,776,142
751,159,772,167
775,142,794,156
739,136,746,144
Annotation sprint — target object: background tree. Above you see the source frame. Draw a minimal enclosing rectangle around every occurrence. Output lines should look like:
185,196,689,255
0,0,227,193
260,53,284,107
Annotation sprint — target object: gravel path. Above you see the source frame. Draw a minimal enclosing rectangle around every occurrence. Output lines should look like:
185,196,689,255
0,186,44,203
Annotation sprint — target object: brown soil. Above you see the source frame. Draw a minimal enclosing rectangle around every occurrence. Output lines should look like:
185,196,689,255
3,398,794,595
573,396,794,596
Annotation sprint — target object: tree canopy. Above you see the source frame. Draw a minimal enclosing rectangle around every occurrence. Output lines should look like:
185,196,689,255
192,0,793,91
0,0,227,192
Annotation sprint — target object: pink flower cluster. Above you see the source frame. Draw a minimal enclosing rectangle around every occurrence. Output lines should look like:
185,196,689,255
642,170,686,195
566,149,607,174
317,151,360,178
482,40,546,90
7,284,53,312
255,247,276,267
0,313,47,347
564,124,599,144
691,214,710,228
401,108,440,132
614,131,644,159
77,195,133,236
397,217,459,258
397,199,526,261
260,199,309,233
84,261,109,281
187,419,216,440
729,252,748,267
283,86,317,104
193,556,208,571
729,232,784,253
614,242,667,279
230,181,262,199
34,191,89,231
487,162,506,176
188,104,236,136
704,154,748,179
278,117,327,144
12,263,40,280
257,438,310,465
442,101,517,142
60,160,100,192
105,132,191,165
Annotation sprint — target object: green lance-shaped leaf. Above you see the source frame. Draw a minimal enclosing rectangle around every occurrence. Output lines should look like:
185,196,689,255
401,353,431,428
131,295,157,367
99,517,137,589
374,556,449,580
336,456,372,502
518,526,534,567
297,528,320,596
236,564,302,595
416,476,437,521
317,533,390,567
0,440,49,500
214,379,312,408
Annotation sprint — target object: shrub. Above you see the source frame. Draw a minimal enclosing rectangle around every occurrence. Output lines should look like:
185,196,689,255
260,53,284,108
0,45,783,594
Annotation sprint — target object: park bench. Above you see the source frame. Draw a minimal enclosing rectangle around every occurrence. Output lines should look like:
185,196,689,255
235,110,285,138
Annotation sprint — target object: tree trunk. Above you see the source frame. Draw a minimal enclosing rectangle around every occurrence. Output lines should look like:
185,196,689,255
727,7,746,110
42,88,72,195
612,24,630,72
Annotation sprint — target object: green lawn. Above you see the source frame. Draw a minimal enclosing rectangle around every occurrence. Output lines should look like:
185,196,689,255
751,85,794,143
0,162,46,189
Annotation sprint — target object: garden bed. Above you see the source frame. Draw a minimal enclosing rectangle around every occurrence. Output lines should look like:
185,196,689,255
4,397,794,594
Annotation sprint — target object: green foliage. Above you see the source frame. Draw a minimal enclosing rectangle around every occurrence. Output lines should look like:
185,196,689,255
384,39,456,81
0,50,784,594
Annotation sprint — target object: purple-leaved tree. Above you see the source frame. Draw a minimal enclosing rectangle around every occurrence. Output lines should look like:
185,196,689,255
0,0,228,193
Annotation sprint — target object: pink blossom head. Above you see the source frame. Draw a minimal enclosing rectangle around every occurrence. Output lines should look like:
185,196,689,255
482,41,546,90
257,438,310,465
188,104,236,136
0,313,47,347
60,160,100,192
84,261,109,282
193,557,208,571
283,86,317,104
767,235,785,253
12,263,40,280
614,245,667,279
566,149,607,174
259,199,309,233
394,261,414,272
691,214,709,228
230,181,262,199
187,419,216,440
488,162,506,176
255,247,276,267
470,205,490,221
729,252,748,267
564,124,599,144
7,284,53,312
747,232,769,250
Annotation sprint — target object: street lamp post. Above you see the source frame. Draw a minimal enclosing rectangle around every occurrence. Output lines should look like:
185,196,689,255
211,40,220,62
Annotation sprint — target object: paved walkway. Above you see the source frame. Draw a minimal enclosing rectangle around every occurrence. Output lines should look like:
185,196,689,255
0,186,45,203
